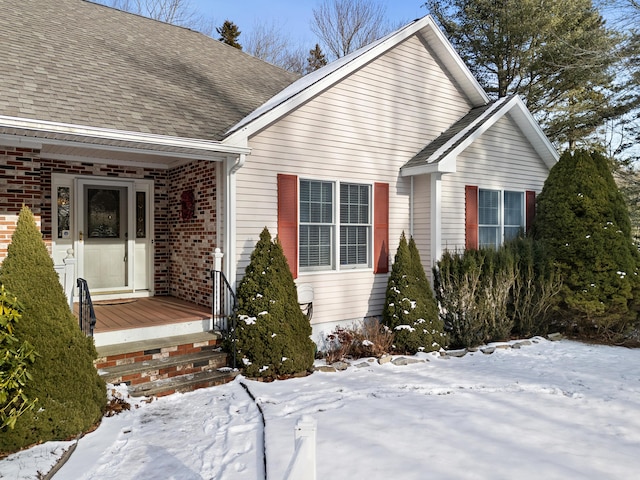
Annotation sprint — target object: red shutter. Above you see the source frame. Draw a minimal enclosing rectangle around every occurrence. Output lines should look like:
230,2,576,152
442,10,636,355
465,185,478,250
373,182,389,274
526,190,536,235
277,174,298,279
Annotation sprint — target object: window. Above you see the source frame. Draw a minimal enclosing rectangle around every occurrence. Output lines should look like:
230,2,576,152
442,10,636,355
299,180,333,269
340,183,370,267
299,179,371,271
478,189,524,248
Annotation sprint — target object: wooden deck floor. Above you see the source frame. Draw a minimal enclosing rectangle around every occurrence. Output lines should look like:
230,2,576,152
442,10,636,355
75,296,211,333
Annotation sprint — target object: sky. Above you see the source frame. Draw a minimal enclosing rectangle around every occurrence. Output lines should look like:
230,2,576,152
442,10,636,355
4,338,640,479
190,0,429,46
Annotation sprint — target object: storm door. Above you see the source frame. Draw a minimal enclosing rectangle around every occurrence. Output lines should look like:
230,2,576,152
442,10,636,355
76,179,135,293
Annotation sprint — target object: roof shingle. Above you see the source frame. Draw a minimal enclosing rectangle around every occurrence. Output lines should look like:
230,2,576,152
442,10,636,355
0,0,299,141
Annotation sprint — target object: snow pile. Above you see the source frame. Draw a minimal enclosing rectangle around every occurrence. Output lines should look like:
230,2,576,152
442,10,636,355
3,339,640,479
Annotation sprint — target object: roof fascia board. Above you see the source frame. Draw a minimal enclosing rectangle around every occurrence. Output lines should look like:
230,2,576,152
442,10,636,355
401,157,457,177
224,15,489,145
0,115,250,156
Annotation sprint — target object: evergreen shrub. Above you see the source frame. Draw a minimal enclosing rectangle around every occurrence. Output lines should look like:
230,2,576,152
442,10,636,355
234,227,315,378
505,237,562,337
382,233,446,354
532,149,640,340
0,207,106,454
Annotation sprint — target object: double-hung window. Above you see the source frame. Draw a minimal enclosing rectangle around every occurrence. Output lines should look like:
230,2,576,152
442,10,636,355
478,189,524,248
299,180,334,269
299,179,371,271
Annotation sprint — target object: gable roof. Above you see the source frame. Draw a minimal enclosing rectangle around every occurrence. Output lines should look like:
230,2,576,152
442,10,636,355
224,15,490,143
0,0,298,142
400,95,558,176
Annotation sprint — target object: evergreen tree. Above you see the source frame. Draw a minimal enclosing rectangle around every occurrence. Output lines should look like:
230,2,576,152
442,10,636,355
533,150,640,339
217,20,242,49
0,207,105,453
383,233,446,354
425,0,631,148
234,228,314,378
307,44,328,72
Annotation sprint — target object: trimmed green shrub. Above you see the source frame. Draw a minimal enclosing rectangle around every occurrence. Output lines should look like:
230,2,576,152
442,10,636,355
0,286,38,430
382,233,445,354
234,227,315,378
0,207,105,454
533,149,640,340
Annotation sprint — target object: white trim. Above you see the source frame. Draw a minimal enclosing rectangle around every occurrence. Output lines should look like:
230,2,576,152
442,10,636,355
0,115,251,155
297,178,375,274
0,135,43,149
431,173,443,263
223,15,488,144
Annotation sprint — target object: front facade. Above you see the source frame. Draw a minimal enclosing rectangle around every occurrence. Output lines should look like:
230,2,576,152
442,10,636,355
0,0,557,344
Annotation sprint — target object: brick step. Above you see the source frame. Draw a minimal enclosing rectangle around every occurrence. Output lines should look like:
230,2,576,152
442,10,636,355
98,350,230,386
128,368,239,397
94,331,235,397
95,331,222,370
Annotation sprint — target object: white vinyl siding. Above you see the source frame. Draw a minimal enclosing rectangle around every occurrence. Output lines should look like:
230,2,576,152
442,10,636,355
235,35,471,326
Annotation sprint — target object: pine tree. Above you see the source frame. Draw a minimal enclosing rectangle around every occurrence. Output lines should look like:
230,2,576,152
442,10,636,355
216,20,242,49
0,207,105,453
234,228,315,378
306,44,328,72
383,233,446,354
533,150,640,339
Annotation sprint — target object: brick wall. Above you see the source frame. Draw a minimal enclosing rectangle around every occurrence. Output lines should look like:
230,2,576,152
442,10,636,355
167,161,217,307
1,147,218,307
0,147,171,295
0,147,43,258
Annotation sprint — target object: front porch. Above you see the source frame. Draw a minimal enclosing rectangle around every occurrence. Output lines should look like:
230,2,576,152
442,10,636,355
76,296,214,347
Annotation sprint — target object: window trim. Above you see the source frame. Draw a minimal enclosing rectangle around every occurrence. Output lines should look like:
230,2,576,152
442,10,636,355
478,188,525,249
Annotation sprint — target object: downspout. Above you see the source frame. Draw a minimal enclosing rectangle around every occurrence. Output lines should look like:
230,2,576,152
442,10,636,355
430,173,443,268
224,153,246,288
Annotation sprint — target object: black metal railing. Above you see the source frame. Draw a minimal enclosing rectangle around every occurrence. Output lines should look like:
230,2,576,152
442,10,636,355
77,278,97,336
211,269,238,368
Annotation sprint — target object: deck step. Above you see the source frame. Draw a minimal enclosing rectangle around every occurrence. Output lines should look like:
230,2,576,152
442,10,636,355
95,331,235,397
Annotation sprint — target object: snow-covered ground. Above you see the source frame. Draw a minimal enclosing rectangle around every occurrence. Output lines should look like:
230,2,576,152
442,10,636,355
2,338,640,479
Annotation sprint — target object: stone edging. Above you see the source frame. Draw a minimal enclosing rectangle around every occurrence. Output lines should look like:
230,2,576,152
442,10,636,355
314,333,564,373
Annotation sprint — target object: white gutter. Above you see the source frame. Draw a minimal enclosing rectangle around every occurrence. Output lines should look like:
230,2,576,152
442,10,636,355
0,115,251,155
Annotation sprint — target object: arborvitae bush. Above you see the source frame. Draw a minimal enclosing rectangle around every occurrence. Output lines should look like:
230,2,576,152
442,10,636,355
505,237,562,337
533,149,640,340
382,233,445,354
433,249,487,348
0,207,105,453
234,227,315,378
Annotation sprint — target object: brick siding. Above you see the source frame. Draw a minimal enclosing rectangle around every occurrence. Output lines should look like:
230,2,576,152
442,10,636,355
1,147,217,306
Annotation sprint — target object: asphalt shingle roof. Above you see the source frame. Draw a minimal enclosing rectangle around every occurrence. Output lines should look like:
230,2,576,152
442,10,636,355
401,97,514,171
0,0,299,141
